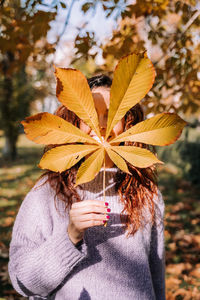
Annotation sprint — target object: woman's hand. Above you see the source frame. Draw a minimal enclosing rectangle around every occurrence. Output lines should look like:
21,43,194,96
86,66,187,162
67,200,110,245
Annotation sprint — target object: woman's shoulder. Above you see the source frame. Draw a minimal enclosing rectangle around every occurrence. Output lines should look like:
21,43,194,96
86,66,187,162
32,174,50,191
152,188,165,227
28,174,56,197
11,175,57,242
155,188,165,214
21,174,54,212
143,188,165,224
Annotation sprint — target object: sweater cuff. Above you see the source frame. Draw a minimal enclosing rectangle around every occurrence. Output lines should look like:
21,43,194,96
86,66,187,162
75,239,84,249
51,228,87,272
13,227,88,297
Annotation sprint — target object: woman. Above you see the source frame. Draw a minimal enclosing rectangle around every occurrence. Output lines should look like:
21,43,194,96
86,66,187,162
8,74,166,299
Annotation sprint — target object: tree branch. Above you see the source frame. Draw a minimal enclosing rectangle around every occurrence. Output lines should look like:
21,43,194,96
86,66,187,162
154,9,200,66
56,0,77,46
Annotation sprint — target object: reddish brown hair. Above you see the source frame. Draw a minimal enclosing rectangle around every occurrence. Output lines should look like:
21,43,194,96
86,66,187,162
36,75,159,236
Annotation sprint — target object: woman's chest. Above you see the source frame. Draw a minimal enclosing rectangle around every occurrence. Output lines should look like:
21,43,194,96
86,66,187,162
83,202,153,261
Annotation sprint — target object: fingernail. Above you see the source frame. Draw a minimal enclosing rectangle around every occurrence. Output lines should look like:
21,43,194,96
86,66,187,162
106,215,110,219
107,208,111,212
105,202,109,206
103,220,107,224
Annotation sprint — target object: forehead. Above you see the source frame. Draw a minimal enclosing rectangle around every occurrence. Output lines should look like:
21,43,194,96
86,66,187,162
92,87,110,110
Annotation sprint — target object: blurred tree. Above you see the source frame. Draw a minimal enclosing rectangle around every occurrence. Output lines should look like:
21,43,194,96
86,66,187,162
0,66,34,159
0,0,56,159
72,0,200,117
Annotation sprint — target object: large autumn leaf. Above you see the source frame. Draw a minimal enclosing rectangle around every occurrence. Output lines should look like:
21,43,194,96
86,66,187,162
21,52,187,186
21,112,100,145
39,145,99,172
55,67,102,141
106,147,131,175
105,52,155,139
110,146,163,168
75,147,105,186
110,113,187,145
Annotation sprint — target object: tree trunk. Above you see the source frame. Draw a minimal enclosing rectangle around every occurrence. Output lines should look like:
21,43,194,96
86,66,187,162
2,134,18,160
1,52,19,160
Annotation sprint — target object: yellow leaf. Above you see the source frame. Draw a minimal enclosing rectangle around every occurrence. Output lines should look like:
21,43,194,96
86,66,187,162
106,147,131,174
75,148,104,186
21,112,100,145
111,146,163,168
110,113,187,145
38,145,99,172
105,52,155,139
21,53,187,184
55,67,102,140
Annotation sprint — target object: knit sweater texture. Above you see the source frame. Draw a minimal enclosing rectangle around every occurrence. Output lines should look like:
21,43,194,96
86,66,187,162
8,167,166,300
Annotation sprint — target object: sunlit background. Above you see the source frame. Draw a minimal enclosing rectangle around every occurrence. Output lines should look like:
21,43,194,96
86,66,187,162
0,1,200,299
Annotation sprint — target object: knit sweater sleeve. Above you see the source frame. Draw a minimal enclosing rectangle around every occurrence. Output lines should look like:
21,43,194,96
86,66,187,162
149,189,166,300
8,179,88,298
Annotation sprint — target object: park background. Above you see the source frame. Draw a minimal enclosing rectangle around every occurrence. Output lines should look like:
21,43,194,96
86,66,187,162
0,0,200,299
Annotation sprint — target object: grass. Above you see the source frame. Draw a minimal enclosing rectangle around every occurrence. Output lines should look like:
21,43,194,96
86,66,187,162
0,133,200,299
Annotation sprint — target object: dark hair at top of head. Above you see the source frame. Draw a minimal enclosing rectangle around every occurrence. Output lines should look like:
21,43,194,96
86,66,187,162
87,74,112,89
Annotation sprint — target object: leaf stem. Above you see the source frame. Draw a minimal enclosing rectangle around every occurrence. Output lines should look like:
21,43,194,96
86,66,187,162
103,150,107,227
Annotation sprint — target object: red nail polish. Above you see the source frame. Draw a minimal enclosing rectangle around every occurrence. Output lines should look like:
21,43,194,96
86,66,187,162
106,215,110,219
107,208,111,212
105,202,109,206
103,220,107,223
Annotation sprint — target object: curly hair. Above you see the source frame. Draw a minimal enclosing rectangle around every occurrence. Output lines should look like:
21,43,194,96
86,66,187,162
36,74,159,237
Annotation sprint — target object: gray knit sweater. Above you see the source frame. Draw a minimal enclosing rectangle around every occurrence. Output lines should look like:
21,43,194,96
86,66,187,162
8,167,166,300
